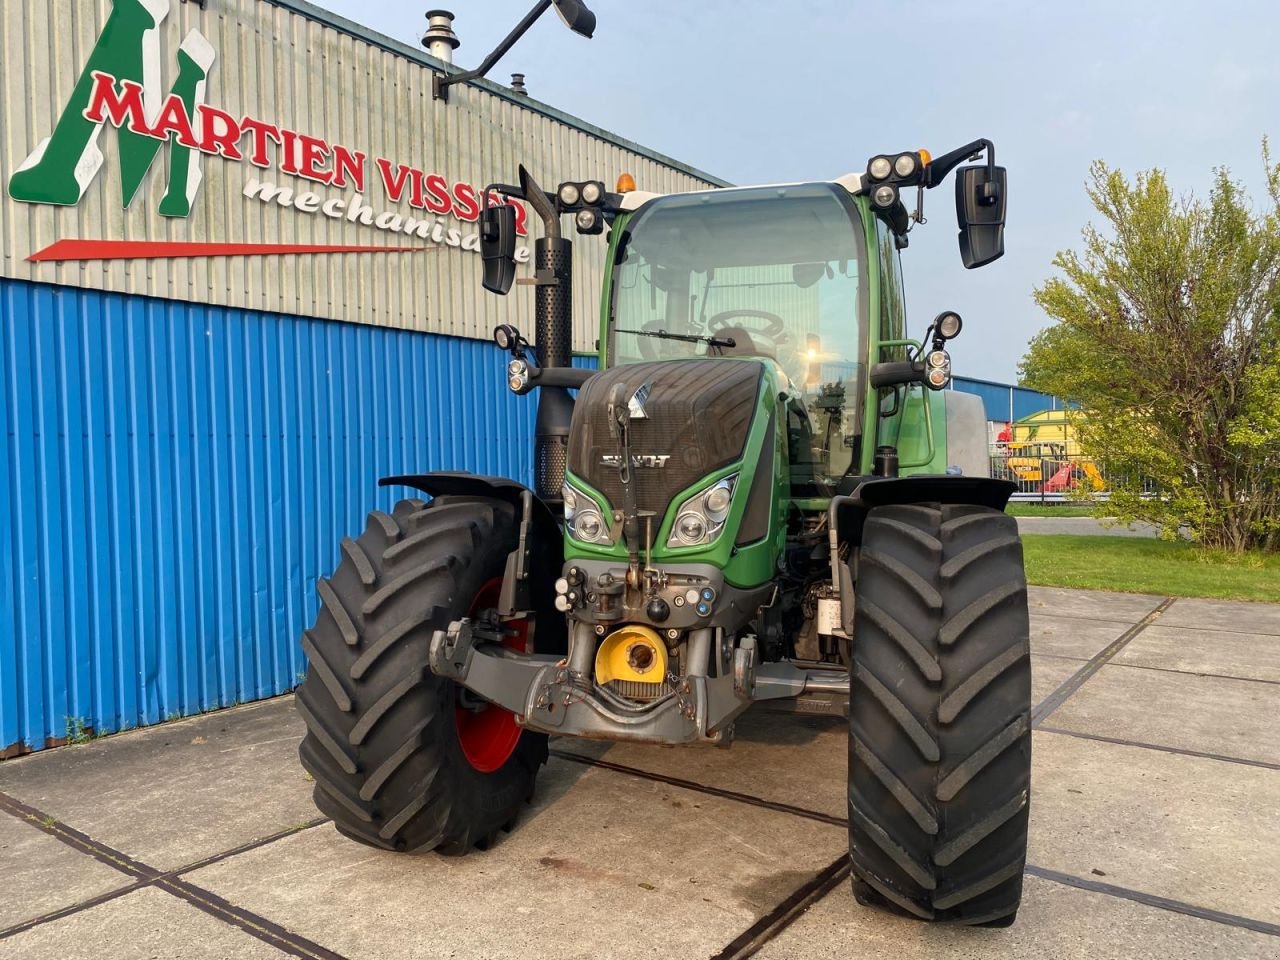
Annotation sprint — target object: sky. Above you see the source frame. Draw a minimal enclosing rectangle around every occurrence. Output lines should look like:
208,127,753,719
309,0,1280,383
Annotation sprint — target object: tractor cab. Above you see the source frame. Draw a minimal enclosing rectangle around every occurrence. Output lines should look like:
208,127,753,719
607,183,866,492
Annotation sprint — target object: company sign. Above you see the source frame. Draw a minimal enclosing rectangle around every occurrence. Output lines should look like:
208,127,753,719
7,0,529,262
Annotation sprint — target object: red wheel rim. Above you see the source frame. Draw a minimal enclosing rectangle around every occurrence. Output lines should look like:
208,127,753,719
454,577,527,773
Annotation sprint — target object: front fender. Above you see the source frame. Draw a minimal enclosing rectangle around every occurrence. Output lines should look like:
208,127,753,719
832,475,1016,548
380,472,566,645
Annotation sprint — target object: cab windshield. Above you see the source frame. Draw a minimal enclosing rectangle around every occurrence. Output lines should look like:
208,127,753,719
609,183,867,486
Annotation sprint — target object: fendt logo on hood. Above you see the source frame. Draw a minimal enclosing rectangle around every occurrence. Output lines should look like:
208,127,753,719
7,0,529,262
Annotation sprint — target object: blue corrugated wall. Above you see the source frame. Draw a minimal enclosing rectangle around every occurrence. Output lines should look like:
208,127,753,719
1,276,1054,754
951,376,1062,423
0,277,556,755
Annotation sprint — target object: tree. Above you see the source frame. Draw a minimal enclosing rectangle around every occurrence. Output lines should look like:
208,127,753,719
1021,146,1280,552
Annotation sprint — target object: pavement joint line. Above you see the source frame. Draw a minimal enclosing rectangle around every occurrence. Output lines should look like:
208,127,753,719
1030,612,1154,628
167,817,331,878
548,749,848,827
0,817,334,941
1098,660,1280,687
1036,726,1280,771
0,880,149,941
554,734,1279,934
708,856,851,960
0,790,347,958
157,876,350,960
0,789,158,880
1137,622,1280,641
1024,865,1280,938
1031,596,1176,727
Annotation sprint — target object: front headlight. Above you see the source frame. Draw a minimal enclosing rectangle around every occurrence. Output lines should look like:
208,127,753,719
666,474,738,548
563,482,611,545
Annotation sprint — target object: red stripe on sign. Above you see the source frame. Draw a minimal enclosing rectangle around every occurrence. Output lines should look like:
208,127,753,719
27,240,437,262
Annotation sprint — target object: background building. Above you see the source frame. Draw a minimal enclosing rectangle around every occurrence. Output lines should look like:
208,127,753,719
0,0,722,755
0,0,1057,756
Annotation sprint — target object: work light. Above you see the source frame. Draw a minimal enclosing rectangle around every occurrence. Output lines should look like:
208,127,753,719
936,312,963,339
493,324,519,351
558,182,581,206
575,207,603,234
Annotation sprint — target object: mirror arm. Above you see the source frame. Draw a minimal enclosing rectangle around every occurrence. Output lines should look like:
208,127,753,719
487,182,524,200
869,360,925,390
924,138,995,189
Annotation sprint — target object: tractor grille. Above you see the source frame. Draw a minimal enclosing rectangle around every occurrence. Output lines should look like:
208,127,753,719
605,678,676,702
569,360,762,542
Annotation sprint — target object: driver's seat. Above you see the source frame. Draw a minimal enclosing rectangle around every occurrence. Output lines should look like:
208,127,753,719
713,326,775,360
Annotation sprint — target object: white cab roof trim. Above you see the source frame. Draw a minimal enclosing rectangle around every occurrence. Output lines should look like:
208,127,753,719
618,174,867,212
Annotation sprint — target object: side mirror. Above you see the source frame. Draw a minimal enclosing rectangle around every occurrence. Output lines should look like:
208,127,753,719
955,164,1007,269
480,202,518,295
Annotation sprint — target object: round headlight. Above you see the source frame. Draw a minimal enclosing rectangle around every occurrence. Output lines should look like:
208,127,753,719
575,208,599,232
575,511,603,541
493,324,515,350
927,366,950,388
868,156,893,180
705,485,732,516
872,184,897,208
893,153,917,177
557,182,580,206
937,312,963,339
581,181,603,205
927,349,950,368
675,512,706,545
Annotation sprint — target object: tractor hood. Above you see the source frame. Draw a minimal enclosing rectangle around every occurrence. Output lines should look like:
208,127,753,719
564,357,779,574
569,358,762,530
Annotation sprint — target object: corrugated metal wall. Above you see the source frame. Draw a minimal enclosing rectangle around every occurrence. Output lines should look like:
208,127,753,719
0,276,563,755
951,377,1061,423
0,0,724,352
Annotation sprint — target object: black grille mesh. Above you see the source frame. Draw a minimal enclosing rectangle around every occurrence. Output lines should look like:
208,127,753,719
569,360,763,522
537,439,568,499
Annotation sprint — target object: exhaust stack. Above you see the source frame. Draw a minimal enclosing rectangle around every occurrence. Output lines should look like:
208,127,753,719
518,166,574,501
422,10,459,64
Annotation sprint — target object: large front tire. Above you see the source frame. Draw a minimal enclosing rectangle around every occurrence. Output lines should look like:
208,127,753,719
296,496,546,853
849,503,1031,925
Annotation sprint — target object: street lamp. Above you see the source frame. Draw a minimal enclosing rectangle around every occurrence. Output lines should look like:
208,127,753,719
431,0,596,102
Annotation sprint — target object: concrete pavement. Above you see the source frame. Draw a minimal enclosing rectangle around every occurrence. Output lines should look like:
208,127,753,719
1,587,1277,959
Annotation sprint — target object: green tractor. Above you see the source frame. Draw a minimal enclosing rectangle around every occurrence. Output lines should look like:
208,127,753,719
296,139,1031,926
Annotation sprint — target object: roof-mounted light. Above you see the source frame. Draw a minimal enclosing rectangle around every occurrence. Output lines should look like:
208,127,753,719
557,182,581,207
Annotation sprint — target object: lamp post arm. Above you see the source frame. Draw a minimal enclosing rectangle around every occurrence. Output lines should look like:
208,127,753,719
433,0,553,101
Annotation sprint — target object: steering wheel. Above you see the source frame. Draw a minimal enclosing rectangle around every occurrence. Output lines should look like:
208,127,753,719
706,309,787,341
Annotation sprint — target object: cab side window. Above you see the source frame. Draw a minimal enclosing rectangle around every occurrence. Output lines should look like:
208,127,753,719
876,218,907,346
